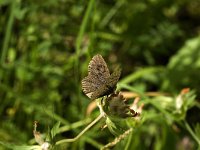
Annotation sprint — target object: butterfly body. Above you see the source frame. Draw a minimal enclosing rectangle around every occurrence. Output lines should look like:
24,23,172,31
82,54,121,100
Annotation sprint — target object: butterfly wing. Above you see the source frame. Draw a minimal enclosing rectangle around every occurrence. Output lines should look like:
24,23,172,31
82,75,102,98
105,66,121,92
86,85,110,100
88,54,110,83
82,66,121,100
82,54,121,100
82,54,110,99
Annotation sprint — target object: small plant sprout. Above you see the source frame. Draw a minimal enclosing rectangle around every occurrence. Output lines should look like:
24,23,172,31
130,97,144,119
176,88,190,111
104,92,140,118
33,121,51,150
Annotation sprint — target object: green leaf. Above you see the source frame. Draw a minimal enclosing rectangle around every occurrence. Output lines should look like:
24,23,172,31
51,121,60,139
106,116,129,136
106,117,119,136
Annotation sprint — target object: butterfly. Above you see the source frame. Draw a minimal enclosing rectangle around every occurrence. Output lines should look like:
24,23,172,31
82,54,121,100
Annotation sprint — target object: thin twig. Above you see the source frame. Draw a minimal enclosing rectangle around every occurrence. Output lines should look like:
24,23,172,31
55,113,103,145
101,128,133,150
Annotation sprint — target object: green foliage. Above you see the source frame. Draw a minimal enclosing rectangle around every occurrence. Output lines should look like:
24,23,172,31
1,0,200,149
166,36,200,92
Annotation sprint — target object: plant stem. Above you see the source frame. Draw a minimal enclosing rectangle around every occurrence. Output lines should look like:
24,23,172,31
184,120,200,146
1,1,16,64
55,114,103,144
75,0,95,54
58,118,91,133
99,0,124,28
74,0,95,116
119,67,165,85
124,128,133,150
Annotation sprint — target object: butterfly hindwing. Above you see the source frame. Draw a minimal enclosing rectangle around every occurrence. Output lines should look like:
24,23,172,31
107,66,121,89
82,75,102,94
88,67,121,100
87,85,110,100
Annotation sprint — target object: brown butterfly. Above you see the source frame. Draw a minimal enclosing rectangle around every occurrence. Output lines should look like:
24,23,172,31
82,54,121,100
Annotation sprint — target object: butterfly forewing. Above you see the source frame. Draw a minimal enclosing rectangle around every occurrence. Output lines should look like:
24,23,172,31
88,54,110,83
82,55,109,94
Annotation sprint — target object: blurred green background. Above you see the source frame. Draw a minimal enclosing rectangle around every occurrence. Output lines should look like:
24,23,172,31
0,0,200,149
